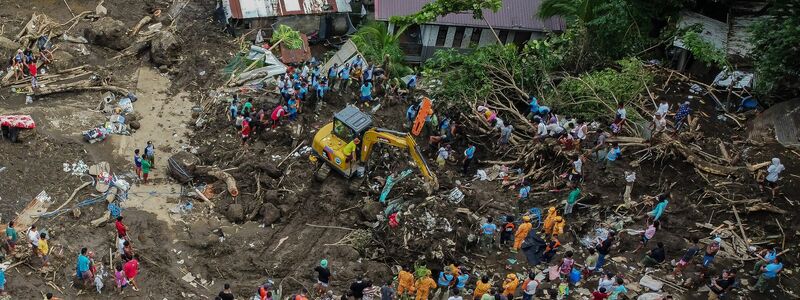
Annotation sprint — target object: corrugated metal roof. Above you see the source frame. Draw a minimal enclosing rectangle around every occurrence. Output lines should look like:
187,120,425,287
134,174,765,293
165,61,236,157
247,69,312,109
224,0,352,20
673,11,728,51
374,0,564,32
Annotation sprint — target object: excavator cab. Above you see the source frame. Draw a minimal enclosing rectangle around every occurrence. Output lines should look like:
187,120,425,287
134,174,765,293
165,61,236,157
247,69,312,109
312,106,373,178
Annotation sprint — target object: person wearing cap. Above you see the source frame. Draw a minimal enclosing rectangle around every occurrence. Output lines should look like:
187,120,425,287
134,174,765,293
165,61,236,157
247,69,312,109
543,207,558,236
501,273,519,299
673,101,692,132
760,157,785,199
314,259,331,294
512,216,532,252
415,270,436,300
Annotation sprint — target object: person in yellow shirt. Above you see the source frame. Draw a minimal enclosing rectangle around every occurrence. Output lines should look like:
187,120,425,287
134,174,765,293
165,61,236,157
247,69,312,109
38,232,49,267
513,216,532,252
473,275,491,300
397,266,416,297
415,270,436,300
502,273,519,299
343,138,360,162
551,216,565,236
543,207,558,236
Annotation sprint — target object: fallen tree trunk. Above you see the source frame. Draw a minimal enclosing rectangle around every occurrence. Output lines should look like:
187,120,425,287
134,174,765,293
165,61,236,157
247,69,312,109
671,141,743,176
34,79,129,96
196,166,239,197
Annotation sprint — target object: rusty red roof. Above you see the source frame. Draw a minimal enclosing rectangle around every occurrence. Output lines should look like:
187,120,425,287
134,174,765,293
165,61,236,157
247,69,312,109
224,0,351,20
375,0,564,32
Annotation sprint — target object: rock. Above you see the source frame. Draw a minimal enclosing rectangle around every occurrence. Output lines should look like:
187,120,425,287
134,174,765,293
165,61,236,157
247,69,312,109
637,293,666,300
129,120,141,130
226,203,244,223
0,36,20,51
168,151,201,183
261,203,281,225
264,190,279,202
278,204,291,215
83,17,130,50
638,275,664,291
259,163,284,179
360,200,382,222
150,31,179,66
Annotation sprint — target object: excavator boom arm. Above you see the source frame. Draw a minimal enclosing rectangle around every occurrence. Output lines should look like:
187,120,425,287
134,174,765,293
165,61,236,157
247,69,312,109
360,128,439,189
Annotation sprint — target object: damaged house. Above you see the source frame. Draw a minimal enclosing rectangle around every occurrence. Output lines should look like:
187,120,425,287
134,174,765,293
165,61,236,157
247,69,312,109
374,0,565,63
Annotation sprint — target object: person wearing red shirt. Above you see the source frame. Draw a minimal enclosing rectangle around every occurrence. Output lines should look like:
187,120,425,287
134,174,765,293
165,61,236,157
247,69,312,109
124,254,140,291
28,61,38,89
115,216,128,239
270,104,287,129
241,118,251,147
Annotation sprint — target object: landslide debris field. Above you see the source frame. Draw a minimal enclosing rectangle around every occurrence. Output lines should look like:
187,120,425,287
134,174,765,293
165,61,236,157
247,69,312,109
0,0,798,299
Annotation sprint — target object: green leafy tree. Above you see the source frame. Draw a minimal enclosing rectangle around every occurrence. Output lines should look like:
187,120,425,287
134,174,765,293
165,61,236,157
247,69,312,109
351,22,412,77
389,0,502,26
749,1,800,100
270,24,303,50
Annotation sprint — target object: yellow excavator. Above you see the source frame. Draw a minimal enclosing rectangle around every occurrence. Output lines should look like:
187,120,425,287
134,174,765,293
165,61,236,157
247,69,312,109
311,106,439,192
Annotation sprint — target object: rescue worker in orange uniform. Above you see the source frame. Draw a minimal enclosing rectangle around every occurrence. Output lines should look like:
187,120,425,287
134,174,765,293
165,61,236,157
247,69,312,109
551,216,565,236
543,207,558,235
397,265,416,297
513,216,533,252
473,275,491,300
415,270,437,300
502,273,519,299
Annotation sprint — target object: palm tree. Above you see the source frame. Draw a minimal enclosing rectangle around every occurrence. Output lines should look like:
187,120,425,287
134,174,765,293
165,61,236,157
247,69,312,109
351,22,411,76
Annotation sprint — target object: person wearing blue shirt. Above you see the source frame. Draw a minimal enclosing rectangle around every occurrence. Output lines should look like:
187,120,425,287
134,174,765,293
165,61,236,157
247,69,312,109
463,145,476,175
648,193,669,221
297,84,308,100
455,272,469,290
527,97,540,120
327,63,339,90
76,247,91,285
338,63,351,91
360,82,373,103
287,96,298,121
518,185,531,200
406,104,418,129
603,142,621,169
363,65,373,83
407,74,417,91
755,257,783,292
480,217,497,249
352,55,364,69
436,270,454,289
753,246,780,274
316,78,329,101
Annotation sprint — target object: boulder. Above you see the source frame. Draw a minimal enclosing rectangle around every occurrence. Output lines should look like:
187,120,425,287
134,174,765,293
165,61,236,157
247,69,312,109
360,200,383,222
226,203,244,223
261,203,281,225
129,120,141,130
638,275,664,291
168,151,201,183
83,17,130,50
150,31,179,66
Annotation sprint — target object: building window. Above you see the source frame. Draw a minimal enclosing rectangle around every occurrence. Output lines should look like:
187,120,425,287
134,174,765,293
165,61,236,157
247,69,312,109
470,28,482,47
435,26,448,47
452,27,465,48
498,30,509,44
514,31,532,47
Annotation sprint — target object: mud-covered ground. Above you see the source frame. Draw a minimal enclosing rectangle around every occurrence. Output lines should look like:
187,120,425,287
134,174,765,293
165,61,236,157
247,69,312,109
0,0,798,299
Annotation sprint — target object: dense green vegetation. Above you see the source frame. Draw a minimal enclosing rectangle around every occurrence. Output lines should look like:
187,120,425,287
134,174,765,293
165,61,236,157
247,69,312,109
749,1,800,99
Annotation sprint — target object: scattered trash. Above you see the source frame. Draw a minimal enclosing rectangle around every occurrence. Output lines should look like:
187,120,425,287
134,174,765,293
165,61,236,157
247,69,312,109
689,84,703,94
448,188,464,204
63,160,89,175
